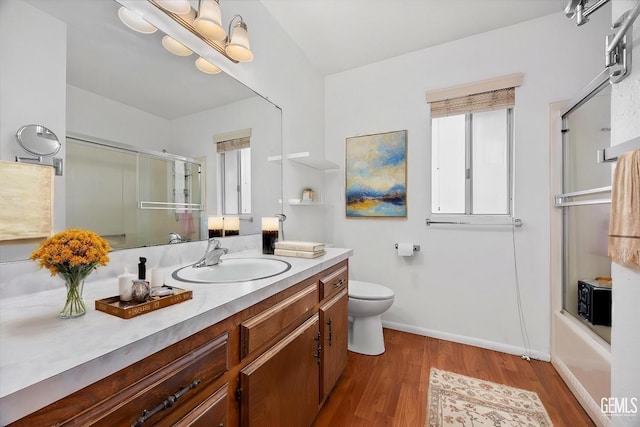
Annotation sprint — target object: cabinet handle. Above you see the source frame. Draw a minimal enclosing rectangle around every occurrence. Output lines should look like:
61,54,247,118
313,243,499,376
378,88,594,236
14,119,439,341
313,332,322,365
131,379,201,427
333,278,345,289
326,318,333,346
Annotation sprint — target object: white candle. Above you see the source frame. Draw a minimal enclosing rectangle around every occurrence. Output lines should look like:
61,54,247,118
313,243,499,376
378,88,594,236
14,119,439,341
118,270,136,302
150,268,165,288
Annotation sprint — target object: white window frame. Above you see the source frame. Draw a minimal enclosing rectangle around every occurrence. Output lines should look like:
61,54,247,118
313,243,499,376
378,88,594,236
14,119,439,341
430,108,514,216
426,74,522,223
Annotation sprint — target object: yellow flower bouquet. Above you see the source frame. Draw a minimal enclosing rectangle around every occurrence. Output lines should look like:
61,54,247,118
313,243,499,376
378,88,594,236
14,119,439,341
31,229,111,318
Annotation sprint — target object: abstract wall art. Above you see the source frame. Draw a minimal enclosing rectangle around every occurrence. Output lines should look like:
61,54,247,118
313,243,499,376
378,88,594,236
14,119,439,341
345,130,407,217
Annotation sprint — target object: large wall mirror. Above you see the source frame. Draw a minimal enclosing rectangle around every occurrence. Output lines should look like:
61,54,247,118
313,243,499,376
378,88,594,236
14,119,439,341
1,0,282,262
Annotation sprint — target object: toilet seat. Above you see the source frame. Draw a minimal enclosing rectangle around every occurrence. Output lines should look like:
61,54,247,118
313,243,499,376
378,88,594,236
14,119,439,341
349,280,395,301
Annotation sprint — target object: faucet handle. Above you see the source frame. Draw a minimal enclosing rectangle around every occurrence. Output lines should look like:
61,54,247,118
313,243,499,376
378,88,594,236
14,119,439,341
208,237,221,248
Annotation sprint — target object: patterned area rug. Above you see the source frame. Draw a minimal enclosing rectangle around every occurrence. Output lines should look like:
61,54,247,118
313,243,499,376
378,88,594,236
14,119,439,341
427,368,553,426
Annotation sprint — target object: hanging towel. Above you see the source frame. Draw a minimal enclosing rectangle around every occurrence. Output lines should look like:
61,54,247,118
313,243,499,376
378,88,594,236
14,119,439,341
608,150,640,270
179,211,195,237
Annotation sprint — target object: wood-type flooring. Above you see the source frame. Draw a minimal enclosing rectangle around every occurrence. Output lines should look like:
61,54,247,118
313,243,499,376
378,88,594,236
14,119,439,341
313,329,595,427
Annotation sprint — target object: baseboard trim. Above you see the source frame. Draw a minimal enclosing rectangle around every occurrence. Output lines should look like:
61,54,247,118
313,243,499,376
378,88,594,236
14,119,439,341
382,320,551,362
551,357,611,427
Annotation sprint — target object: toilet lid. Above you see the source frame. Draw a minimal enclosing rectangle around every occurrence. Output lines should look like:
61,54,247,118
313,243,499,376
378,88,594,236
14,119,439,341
349,280,395,300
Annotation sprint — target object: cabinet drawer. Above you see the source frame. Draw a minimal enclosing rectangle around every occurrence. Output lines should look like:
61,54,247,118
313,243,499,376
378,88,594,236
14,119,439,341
240,283,318,359
82,333,229,426
174,383,228,427
319,265,348,300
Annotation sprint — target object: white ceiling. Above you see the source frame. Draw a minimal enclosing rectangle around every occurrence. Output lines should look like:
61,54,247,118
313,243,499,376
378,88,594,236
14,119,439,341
21,0,569,118
260,0,567,75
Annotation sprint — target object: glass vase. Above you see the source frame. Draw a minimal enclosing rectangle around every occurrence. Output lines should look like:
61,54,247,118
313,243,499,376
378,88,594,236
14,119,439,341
60,274,87,319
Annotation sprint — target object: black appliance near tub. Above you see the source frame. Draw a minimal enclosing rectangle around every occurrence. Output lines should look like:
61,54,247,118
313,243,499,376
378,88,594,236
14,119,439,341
578,279,612,327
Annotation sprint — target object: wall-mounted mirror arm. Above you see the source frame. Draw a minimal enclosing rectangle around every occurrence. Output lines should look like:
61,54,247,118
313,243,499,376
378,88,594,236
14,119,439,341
565,0,610,26
15,124,63,175
606,1,640,83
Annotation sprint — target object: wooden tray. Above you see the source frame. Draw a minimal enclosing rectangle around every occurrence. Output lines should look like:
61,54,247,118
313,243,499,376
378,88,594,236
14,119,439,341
95,287,192,319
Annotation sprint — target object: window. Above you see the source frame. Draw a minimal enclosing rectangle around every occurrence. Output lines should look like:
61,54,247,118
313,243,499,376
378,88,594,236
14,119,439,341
427,74,521,216
431,108,513,214
215,129,252,215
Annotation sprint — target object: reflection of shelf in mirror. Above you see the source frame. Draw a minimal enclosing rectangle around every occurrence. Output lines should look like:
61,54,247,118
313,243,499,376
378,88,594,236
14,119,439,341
287,199,329,206
267,155,282,164
286,152,339,170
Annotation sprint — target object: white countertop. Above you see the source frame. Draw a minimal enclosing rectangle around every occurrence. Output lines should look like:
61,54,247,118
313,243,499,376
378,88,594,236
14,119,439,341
0,248,352,425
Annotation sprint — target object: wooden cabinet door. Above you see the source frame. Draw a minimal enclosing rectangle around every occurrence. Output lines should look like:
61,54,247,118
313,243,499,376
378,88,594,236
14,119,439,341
319,288,348,403
240,314,320,427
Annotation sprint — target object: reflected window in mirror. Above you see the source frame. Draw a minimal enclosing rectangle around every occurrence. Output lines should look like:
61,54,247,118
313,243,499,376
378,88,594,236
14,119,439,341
216,129,252,215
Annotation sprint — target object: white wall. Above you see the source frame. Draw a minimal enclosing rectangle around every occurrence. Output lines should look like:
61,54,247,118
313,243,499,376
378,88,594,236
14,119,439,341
67,85,171,150
0,0,66,262
610,1,640,425
324,11,610,358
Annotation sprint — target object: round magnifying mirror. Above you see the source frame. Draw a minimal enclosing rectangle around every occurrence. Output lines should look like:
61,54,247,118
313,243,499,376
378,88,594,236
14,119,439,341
16,124,61,157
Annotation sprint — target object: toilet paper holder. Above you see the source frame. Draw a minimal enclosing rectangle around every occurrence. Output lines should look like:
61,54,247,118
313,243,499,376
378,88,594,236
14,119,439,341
394,243,420,252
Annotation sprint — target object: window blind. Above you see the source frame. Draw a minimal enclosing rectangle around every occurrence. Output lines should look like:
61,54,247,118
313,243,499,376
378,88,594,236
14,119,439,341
214,128,251,153
426,73,522,118
216,137,250,153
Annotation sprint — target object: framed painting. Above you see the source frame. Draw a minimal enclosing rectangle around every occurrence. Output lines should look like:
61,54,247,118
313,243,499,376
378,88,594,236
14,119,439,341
345,130,407,217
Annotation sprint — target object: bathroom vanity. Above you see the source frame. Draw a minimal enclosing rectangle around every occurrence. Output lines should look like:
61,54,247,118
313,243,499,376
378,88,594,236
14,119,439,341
0,248,351,426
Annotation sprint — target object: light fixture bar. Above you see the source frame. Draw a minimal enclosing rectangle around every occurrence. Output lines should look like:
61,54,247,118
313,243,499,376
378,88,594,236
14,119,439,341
148,0,239,63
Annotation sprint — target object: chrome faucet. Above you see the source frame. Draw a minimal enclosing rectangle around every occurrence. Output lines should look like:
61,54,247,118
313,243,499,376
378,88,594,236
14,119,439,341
168,232,185,244
193,238,228,268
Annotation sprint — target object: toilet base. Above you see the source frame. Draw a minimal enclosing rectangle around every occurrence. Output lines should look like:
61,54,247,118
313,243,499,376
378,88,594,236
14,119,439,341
348,314,385,355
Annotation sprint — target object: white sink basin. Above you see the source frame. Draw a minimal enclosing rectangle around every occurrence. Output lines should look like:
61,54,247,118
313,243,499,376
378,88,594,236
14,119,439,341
172,257,291,283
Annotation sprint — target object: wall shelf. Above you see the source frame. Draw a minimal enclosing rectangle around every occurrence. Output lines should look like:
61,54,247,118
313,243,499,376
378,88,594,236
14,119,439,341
286,152,339,171
267,155,282,164
287,199,329,206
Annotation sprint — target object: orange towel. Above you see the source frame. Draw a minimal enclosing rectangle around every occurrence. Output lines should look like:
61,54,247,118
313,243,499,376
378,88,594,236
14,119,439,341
608,150,640,270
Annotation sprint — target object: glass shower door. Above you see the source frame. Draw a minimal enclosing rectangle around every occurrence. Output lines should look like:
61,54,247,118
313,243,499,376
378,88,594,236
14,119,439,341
558,86,612,343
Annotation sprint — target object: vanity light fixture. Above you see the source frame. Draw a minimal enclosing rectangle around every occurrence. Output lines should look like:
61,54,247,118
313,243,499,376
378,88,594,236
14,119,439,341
194,0,226,41
162,35,193,56
152,0,254,63
195,57,222,74
118,0,253,76
117,7,157,34
154,0,190,15
225,15,253,62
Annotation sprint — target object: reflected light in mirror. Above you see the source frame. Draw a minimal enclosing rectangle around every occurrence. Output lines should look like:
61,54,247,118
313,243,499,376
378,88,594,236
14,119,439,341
208,216,224,238
195,57,222,74
117,7,157,34
162,35,193,56
223,217,240,236
154,0,191,15
194,0,226,41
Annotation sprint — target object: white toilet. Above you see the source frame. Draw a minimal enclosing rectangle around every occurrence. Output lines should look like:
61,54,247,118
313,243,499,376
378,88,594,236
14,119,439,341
348,280,395,355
